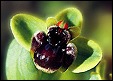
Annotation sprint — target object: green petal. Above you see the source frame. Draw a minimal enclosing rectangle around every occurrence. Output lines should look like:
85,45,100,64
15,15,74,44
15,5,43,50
55,8,83,28
17,47,41,80
89,72,102,80
10,14,47,51
46,17,57,28
6,39,24,80
59,68,94,80
69,27,81,39
6,39,40,80
69,37,102,73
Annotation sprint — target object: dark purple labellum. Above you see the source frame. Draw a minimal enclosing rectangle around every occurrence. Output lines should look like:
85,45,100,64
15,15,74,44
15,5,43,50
61,43,77,71
31,31,46,52
30,24,77,73
34,43,64,73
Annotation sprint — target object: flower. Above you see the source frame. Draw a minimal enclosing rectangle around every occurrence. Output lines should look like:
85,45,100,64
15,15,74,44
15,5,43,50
6,7,102,80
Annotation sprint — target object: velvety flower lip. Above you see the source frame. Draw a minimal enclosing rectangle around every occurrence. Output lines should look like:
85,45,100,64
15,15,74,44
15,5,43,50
31,22,77,73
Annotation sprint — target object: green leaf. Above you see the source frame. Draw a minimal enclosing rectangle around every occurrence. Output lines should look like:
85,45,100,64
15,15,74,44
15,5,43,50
46,17,57,28
69,37,102,73
6,39,40,80
55,8,83,28
96,60,107,80
10,14,47,51
89,72,102,80
69,27,81,39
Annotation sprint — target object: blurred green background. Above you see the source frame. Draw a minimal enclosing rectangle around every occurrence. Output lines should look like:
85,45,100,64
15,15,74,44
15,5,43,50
1,1,112,80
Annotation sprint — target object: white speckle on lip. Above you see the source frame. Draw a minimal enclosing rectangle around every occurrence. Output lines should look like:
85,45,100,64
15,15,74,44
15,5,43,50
55,31,58,34
62,49,65,52
55,43,58,46
37,54,39,57
41,55,45,59
40,55,45,60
